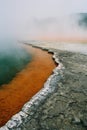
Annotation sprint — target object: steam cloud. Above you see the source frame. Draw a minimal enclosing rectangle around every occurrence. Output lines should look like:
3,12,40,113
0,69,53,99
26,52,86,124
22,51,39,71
23,13,87,41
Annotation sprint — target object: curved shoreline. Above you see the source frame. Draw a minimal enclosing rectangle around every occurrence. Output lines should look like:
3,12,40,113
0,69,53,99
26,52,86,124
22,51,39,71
0,44,56,128
1,43,87,130
24,44,87,130
0,44,64,130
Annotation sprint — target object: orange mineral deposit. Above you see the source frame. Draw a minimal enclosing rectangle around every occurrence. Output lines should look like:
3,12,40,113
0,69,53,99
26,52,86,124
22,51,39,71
0,45,56,126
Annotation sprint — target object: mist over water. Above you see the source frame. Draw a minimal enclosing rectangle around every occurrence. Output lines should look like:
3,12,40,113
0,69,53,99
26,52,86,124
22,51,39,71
0,0,87,41
26,14,87,41
0,13,87,86
0,0,87,85
0,39,32,86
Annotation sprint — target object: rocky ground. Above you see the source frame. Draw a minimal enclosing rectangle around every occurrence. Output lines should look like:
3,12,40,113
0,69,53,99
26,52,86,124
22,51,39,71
0,46,87,130
23,48,87,130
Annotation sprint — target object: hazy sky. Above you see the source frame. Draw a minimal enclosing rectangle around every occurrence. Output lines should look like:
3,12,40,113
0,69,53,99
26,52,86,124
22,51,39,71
0,0,87,40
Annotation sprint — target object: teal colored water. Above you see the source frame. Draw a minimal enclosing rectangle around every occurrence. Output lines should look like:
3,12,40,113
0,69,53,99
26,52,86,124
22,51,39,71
0,40,32,86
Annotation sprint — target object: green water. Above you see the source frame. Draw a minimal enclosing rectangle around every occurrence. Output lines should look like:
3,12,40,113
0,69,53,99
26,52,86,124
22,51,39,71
0,41,32,86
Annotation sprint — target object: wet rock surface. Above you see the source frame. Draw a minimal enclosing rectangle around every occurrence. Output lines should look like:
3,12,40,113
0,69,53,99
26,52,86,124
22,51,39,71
0,47,87,130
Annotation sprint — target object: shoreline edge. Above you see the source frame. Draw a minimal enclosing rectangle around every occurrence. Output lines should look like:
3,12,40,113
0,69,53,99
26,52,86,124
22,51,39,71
0,44,64,130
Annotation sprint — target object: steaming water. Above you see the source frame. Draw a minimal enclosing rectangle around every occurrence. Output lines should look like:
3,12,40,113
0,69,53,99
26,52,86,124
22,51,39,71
0,39,86,86
0,40,32,86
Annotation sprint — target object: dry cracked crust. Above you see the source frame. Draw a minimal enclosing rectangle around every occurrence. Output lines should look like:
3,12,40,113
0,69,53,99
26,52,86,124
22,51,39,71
22,49,87,130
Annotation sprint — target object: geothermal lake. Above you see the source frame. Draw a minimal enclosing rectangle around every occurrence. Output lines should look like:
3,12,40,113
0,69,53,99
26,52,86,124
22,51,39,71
0,40,32,86
0,41,56,126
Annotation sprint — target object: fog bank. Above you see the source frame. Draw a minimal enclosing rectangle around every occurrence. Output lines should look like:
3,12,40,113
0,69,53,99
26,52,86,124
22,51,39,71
0,0,87,41
26,14,87,41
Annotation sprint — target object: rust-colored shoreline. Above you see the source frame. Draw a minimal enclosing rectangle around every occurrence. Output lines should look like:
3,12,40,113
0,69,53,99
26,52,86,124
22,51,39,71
0,44,56,126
